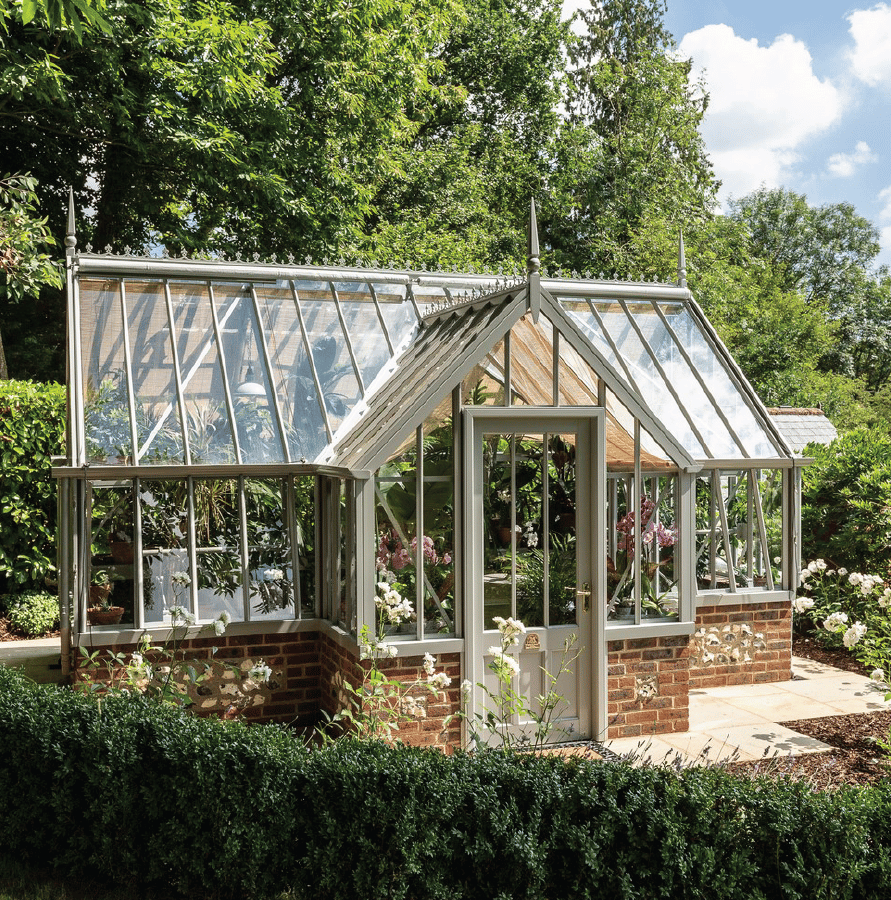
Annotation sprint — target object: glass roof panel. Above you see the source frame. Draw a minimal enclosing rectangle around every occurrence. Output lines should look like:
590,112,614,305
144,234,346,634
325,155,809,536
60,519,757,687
660,304,778,458
169,282,237,465
371,282,418,350
80,279,134,464
254,285,328,463
124,281,186,465
212,285,286,464
333,281,392,389
293,282,362,435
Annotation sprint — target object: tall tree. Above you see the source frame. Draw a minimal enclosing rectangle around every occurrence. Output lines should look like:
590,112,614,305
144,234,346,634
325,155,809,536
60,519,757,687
547,0,716,275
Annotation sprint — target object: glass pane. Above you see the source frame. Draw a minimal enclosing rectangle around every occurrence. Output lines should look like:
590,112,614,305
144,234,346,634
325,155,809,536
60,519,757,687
376,451,418,636
213,286,285,464
292,476,316,617
463,338,505,406
170,282,237,464
125,281,186,464
372,282,417,349
89,484,135,626
483,434,515,627
422,410,455,636
194,478,244,622
547,434,577,626
254,286,327,463
508,315,554,406
245,478,294,620
335,282,391,388
80,279,134,464
139,479,192,624
294,282,362,434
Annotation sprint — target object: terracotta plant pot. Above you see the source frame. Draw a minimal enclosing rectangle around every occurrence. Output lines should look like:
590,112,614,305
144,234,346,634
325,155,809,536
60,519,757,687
110,540,134,564
87,606,125,626
89,583,113,606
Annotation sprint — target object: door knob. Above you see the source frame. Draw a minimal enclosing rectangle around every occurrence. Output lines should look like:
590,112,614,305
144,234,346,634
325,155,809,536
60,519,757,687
576,582,591,612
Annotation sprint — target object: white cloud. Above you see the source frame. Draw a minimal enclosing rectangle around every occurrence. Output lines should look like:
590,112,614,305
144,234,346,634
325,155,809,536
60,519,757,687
848,4,891,87
679,24,842,199
880,186,891,255
826,141,878,177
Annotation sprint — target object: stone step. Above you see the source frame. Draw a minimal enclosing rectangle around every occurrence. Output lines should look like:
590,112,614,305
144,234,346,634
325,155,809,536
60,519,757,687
0,638,66,685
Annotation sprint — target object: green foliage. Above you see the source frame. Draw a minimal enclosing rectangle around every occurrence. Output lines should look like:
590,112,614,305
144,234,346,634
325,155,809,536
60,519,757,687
4,589,58,636
0,380,65,592
801,428,891,576
0,666,890,899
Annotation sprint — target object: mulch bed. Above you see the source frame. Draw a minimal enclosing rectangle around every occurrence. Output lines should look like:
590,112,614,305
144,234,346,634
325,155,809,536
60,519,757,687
0,616,59,642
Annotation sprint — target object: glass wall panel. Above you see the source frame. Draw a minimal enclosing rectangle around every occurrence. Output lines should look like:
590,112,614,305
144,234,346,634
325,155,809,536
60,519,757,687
422,408,455,637
607,472,679,621
80,279,134,464
125,281,186,464
213,286,285,463
376,442,418,636
696,469,784,592
547,434,578,626
139,479,193,624
89,483,135,626
193,478,245,622
462,338,505,406
170,282,236,464
293,475,316,617
245,478,294,620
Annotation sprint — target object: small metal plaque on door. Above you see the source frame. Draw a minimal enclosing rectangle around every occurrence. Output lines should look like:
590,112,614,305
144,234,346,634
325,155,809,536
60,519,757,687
523,633,541,651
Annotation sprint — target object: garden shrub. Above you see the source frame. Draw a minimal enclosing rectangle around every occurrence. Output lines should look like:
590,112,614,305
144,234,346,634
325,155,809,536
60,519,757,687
801,428,891,577
0,666,889,899
3,590,59,636
0,380,65,593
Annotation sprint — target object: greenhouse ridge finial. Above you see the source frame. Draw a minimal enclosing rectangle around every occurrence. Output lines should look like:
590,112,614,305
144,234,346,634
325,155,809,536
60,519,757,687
677,230,687,288
527,198,541,322
65,187,76,257
527,198,540,275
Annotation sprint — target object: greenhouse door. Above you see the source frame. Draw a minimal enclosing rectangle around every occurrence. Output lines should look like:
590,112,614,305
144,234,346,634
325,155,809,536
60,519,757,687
464,408,605,747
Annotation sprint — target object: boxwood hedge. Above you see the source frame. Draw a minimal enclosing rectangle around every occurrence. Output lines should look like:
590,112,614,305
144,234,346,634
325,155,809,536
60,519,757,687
0,667,888,900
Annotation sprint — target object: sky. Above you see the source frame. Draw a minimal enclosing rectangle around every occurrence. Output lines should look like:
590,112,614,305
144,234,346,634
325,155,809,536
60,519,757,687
563,1,891,268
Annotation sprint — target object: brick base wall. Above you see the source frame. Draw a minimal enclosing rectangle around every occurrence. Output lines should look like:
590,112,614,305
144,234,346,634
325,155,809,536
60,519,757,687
689,601,792,690
73,631,322,727
319,634,462,751
74,630,461,750
606,636,691,739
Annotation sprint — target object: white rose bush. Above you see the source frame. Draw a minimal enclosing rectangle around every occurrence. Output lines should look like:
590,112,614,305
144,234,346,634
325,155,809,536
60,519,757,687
796,559,891,700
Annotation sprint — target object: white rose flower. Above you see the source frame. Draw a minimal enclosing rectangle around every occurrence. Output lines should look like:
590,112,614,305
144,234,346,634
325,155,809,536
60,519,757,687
422,652,436,676
248,661,273,683
870,668,885,683
842,622,867,649
427,671,452,690
213,618,226,636
838,568,848,576
793,596,815,614
823,612,848,632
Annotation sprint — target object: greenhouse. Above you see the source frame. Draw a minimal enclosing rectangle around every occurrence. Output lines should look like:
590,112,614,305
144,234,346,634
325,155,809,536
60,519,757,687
55,202,802,744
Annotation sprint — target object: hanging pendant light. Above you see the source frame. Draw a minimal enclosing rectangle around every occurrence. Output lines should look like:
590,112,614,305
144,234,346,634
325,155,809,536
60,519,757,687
236,331,266,397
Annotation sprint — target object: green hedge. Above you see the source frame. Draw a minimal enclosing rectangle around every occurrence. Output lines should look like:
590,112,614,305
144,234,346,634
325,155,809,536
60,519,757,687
0,380,65,592
0,666,889,900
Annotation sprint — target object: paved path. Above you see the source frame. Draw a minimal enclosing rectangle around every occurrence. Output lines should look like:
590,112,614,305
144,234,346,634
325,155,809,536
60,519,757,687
605,656,890,765
0,637,65,684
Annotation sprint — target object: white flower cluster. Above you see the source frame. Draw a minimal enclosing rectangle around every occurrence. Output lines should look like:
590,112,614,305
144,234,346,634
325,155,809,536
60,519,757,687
493,616,526,645
167,605,196,626
128,652,153,680
880,588,891,609
171,571,192,587
487,647,520,678
422,651,452,690
248,660,273,683
262,568,284,582
871,668,886,684
375,583,415,624
360,637,398,660
823,611,848,631
843,622,867,649
793,596,815,614
848,572,884,595
212,611,232,636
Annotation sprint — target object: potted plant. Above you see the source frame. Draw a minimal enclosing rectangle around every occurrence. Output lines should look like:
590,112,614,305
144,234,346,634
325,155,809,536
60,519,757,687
87,571,124,625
